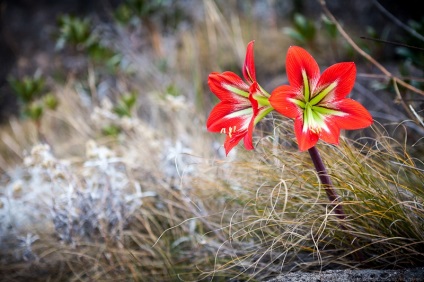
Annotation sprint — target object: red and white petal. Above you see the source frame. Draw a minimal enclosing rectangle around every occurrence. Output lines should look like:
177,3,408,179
208,72,250,102
206,101,251,132
239,90,261,151
242,116,255,151
248,82,260,113
224,132,246,156
318,117,341,145
317,62,356,102
269,85,302,118
286,46,320,90
331,98,373,130
223,115,253,155
243,40,256,84
294,117,319,151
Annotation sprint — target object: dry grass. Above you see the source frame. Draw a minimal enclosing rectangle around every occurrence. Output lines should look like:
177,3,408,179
1,1,423,281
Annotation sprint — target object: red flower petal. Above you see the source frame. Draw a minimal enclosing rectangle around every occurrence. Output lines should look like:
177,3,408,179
274,46,372,151
243,41,256,84
208,72,250,102
222,106,256,155
248,82,261,113
331,98,373,130
206,101,251,132
318,118,341,145
269,85,301,118
294,117,319,151
243,117,255,151
224,132,246,155
206,40,272,155
317,62,356,102
286,46,320,90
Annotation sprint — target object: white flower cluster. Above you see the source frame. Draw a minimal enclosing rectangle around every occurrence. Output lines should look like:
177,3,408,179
0,141,156,261
0,144,69,262
161,139,195,180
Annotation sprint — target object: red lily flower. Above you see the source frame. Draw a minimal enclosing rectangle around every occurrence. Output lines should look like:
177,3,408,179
206,41,273,155
269,46,373,151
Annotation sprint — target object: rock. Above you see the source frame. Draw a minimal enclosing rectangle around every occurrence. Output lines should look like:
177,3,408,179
267,267,424,282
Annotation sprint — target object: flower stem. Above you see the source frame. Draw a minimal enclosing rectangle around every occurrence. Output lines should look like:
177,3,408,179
308,145,365,262
308,146,346,220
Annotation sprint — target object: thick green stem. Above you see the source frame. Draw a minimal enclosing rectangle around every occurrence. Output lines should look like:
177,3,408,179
308,146,346,220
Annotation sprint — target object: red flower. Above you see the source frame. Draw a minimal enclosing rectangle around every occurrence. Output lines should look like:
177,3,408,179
269,46,373,151
206,41,272,155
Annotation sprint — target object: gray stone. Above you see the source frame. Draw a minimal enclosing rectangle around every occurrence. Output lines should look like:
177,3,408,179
267,267,424,282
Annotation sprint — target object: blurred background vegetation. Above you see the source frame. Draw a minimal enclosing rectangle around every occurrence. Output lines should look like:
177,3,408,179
0,0,423,281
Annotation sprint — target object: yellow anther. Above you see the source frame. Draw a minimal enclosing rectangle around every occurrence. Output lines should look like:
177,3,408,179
221,126,237,138
310,127,321,134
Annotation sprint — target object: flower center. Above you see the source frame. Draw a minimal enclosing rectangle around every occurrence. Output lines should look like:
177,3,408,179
309,82,337,106
298,71,342,133
303,102,324,133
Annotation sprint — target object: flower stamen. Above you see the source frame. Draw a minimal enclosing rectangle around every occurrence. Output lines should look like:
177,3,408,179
302,70,310,102
310,82,337,105
228,126,236,138
221,126,237,138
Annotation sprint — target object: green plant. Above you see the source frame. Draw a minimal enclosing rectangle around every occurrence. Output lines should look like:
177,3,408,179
43,93,59,111
90,93,139,137
7,73,60,143
114,0,186,57
113,92,137,118
56,15,92,50
56,14,123,72
23,102,44,122
322,15,337,39
395,18,424,70
8,73,45,104
283,13,316,48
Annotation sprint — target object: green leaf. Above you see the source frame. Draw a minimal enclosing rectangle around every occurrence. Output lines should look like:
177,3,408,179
102,125,121,137
322,15,338,39
44,93,59,110
8,74,45,104
24,103,44,121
